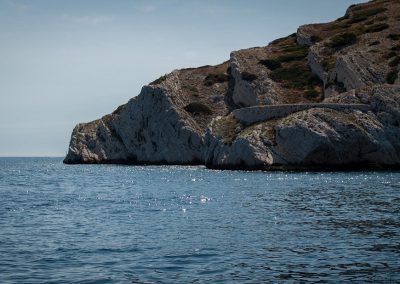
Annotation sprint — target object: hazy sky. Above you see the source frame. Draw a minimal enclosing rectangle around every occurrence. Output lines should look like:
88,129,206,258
0,0,365,157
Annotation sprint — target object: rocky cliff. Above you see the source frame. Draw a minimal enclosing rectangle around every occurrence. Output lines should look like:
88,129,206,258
64,0,400,170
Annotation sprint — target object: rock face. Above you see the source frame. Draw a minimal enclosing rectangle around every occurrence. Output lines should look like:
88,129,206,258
204,86,400,170
64,72,204,164
65,0,400,170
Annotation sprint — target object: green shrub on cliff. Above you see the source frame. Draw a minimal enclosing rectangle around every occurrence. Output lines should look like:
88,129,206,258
391,45,400,51
259,59,281,70
183,85,199,96
350,7,387,23
184,102,213,115
389,56,400,67
386,70,398,84
259,44,308,72
388,34,400,40
364,23,389,33
328,33,357,48
270,64,321,89
204,73,229,86
310,35,322,43
305,89,320,99
369,40,380,46
386,51,397,59
241,72,257,82
277,45,308,62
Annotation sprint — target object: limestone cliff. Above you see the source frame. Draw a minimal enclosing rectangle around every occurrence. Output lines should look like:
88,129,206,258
64,64,230,165
65,0,400,170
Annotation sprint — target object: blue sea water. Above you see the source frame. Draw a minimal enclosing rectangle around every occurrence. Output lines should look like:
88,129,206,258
0,158,399,283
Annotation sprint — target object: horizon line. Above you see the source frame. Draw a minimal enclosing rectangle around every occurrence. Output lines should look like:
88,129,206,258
0,156,64,158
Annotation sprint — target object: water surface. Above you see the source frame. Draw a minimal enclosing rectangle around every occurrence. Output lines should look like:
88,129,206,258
0,158,399,283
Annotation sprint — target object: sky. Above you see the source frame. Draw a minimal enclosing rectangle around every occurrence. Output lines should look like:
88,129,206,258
0,0,366,157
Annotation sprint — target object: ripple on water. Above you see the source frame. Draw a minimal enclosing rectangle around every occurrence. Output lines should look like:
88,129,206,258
0,158,399,283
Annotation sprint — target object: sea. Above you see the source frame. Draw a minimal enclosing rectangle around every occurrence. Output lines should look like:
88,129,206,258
0,157,399,283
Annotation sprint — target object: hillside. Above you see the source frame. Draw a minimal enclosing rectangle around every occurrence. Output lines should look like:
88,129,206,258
64,0,400,170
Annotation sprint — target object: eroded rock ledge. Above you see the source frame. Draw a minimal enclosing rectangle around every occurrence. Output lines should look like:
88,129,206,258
65,0,400,170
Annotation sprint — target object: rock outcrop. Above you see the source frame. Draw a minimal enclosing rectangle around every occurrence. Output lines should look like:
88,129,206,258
64,72,205,165
65,0,400,170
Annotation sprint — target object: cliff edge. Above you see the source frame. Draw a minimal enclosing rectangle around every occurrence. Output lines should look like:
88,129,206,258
64,0,400,170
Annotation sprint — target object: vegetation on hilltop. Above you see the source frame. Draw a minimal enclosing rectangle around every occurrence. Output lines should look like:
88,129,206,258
258,35,324,102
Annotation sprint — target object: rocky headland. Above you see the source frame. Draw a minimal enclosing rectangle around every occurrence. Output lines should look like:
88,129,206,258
64,0,400,170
